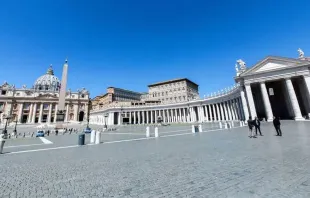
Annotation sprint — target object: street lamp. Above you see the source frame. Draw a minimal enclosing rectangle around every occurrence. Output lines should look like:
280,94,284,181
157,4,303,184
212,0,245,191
13,118,18,135
2,114,12,138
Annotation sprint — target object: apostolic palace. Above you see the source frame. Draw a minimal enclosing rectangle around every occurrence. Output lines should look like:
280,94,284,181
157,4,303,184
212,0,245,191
90,49,310,126
0,60,90,125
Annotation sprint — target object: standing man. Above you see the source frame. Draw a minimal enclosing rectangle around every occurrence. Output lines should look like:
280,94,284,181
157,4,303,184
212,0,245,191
254,117,263,136
247,116,256,138
273,116,282,136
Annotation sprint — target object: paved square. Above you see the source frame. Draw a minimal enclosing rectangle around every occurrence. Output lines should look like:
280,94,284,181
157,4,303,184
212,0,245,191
0,121,310,197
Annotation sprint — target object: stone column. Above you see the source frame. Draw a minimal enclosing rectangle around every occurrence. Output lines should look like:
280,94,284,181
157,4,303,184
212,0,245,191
74,104,79,121
260,82,273,121
38,103,43,123
237,97,244,120
245,84,257,119
54,104,58,123
142,111,145,124
199,106,204,122
216,103,221,121
228,100,234,120
134,111,136,124
285,78,304,120
223,102,228,120
234,98,240,120
27,103,33,123
118,112,121,125
150,110,153,124
48,103,52,123
230,99,237,120
18,103,24,123
303,75,310,116
129,111,132,124
240,88,249,121
155,110,158,123
208,105,212,121
65,104,69,122
204,106,208,121
212,104,216,121
220,103,224,121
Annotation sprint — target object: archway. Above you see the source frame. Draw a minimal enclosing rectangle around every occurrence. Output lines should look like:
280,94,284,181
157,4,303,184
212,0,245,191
79,111,84,122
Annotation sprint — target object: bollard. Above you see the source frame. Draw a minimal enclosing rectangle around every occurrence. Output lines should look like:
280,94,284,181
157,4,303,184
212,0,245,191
90,130,96,144
191,125,195,133
95,131,101,144
146,126,150,138
231,121,234,128
219,122,222,129
198,124,202,132
154,127,159,137
239,121,242,127
78,134,85,145
0,134,5,154
224,122,228,129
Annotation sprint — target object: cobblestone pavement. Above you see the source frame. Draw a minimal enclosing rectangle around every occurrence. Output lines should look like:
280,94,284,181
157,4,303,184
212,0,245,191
0,121,310,198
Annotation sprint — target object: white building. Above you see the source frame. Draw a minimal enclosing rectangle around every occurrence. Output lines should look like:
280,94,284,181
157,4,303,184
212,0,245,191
90,49,310,126
0,63,90,124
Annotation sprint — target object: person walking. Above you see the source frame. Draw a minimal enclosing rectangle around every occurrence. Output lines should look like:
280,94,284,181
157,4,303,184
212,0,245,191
254,117,263,136
247,116,256,138
273,116,282,136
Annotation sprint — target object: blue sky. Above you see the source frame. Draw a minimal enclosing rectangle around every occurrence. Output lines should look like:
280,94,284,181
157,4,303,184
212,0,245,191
1,0,310,98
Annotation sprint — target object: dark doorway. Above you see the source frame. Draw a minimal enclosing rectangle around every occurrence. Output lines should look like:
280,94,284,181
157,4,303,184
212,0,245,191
22,115,28,123
79,111,84,122
42,115,48,123
114,112,118,125
251,83,265,119
266,80,291,119
51,117,54,123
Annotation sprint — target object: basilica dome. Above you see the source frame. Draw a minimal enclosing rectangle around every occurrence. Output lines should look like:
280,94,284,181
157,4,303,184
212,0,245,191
34,65,61,92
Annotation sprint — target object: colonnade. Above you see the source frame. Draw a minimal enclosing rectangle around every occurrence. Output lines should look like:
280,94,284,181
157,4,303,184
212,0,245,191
0,102,87,124
90,94,245,126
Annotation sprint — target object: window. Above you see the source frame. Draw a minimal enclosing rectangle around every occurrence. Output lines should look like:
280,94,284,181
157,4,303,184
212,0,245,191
43,104,49,110
81,94,85,98
16,92,20,96
1,90,6,95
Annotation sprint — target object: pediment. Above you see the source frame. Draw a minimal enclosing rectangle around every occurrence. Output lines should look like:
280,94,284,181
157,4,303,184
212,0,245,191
239,56,309,77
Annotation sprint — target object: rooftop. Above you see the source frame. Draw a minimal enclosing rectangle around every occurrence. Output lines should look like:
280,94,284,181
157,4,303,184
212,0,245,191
148,78,198,87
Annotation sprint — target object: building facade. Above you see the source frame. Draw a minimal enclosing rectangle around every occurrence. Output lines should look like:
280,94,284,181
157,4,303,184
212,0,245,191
91,87,142,111
148,78,199,104
0,64,90,124
90,49,310,126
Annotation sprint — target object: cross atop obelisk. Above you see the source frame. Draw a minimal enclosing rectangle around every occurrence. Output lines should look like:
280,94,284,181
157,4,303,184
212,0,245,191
56,58,68,123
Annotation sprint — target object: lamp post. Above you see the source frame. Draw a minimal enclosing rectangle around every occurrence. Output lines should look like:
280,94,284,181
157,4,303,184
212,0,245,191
2,115,12,138
13,118,18,135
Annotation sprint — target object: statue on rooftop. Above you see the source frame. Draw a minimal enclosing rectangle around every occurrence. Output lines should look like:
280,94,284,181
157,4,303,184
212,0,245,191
298,48,304,58
237,59,246,71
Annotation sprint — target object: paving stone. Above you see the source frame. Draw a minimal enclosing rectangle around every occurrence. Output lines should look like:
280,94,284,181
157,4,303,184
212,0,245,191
0,121,309,197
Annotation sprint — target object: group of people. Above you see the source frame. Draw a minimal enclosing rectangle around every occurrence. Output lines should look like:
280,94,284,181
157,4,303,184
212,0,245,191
247,116,282,138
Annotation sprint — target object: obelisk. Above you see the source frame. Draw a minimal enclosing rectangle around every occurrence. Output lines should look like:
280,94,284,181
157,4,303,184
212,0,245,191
56,58,68,127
